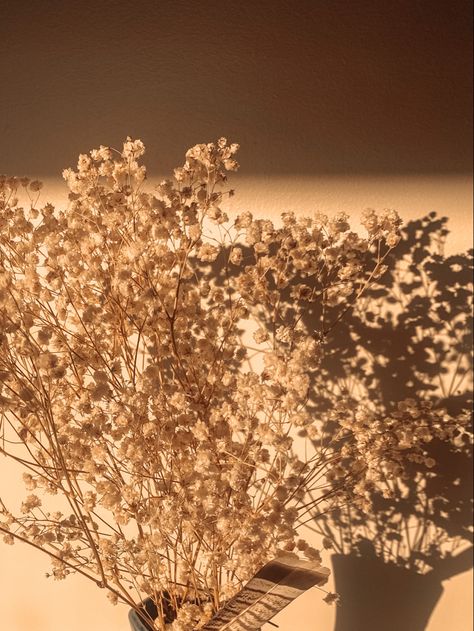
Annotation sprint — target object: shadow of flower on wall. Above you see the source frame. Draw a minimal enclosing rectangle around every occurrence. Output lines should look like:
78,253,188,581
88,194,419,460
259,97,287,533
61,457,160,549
207,211,472,630
303,213,473,631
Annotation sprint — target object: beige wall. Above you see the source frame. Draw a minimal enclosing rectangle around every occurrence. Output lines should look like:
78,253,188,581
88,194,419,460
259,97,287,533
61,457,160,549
0,175,472,630
1,0,471,626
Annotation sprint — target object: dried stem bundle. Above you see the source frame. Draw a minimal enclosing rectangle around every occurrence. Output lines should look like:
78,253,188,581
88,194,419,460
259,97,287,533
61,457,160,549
0,139,468,630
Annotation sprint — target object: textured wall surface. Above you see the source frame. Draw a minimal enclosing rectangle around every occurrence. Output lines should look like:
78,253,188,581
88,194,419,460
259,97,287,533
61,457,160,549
0,0,472,629
0,0,472,176
0,175,472,631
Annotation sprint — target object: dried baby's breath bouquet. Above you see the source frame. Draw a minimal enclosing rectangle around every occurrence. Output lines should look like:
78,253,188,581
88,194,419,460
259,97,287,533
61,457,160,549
0,138,465,630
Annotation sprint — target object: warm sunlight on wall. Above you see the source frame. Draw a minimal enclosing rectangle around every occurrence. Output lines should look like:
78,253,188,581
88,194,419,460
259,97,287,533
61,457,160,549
0,175,472,631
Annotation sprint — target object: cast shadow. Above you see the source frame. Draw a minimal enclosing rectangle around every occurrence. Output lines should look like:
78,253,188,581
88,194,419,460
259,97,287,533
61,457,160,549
204,212,472,630
303,213,473,631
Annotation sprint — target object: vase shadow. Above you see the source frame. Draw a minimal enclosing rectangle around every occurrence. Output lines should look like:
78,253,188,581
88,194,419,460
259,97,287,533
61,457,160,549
331,554,444,631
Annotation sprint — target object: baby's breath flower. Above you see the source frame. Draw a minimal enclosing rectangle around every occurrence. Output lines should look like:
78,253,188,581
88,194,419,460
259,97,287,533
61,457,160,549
323,592,341,605
198,243,219,262
1,137,461,627
21,494,42,513
253,328,269,344
29,179,43,192
229,246,243,265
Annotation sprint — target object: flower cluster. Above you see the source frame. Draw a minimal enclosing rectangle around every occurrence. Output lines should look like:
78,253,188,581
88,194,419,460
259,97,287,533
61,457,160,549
0,139,462,630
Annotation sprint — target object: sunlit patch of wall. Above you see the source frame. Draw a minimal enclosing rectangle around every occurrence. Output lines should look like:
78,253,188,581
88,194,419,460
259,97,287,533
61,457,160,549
0,171,471,631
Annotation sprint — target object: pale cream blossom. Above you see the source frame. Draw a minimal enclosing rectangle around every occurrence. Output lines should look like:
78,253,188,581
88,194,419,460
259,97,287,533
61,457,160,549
0,138,465,631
